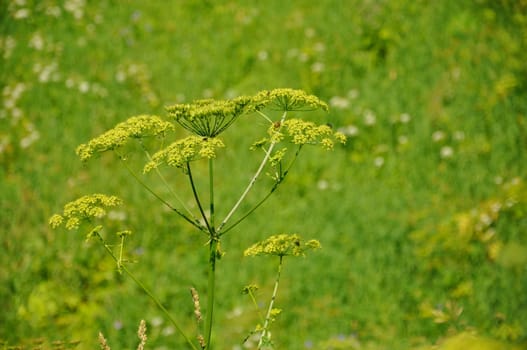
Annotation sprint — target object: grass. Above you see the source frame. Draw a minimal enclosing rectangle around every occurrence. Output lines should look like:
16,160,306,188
1,0,527,349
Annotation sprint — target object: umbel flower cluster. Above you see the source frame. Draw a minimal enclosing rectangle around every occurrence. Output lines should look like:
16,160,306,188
244,234,321,257
143,136,225,173
49,194,123,230
76,115,174,162
74,88,345,171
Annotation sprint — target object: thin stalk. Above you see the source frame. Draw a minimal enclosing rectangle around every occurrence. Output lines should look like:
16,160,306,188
248,290,265,324
221,183,279,236
258,256,283,349
121,265,198,350
256,110,273,123
242,289,265,346
186,162,212,234
117,154,205,231
203,158,218,350
118,235,125,270
140,143,196,219
94,232,198,350
217,111,287,232
220,145,303,236
204,238,218,349
209,158,215,229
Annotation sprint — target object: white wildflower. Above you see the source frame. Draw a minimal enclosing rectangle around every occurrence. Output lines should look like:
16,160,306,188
311,62,325,73
45,6,62,17
2,36,17,59
305,27,316,38
432,130,446,142
338,124,359,137
29,32,44,50
317,179,329,190
78,81,90,93
363,110,376,126
440,146,453,158
399,113,411,123
313,42,325,52
347,89,359,99
13,8,30,19
20,129,40,148
107,210,127,221
329,96,350,109
453,131,465,141
257,50,268,61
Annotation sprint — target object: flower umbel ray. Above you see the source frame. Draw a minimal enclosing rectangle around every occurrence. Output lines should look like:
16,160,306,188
165,95,253,137
76,115,175,161
244,234,321,258
49,193,123,230
143,135,225,173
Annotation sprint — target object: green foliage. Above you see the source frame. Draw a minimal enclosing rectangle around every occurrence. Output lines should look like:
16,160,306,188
2,0,527,349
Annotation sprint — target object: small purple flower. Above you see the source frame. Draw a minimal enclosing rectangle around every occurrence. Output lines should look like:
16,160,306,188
113,320,123,330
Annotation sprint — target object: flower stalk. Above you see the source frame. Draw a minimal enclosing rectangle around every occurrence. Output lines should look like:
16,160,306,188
258,256,283,349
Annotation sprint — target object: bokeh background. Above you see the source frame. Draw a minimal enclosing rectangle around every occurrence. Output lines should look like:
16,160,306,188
1,0,526,349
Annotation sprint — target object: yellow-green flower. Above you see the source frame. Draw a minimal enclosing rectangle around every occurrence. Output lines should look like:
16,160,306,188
166,95,253,137
256,119,346,151
269,148,287,168
76,115,174,161
244,234,321,258
49,194,123,230
281,119,347,149
144,135,225,172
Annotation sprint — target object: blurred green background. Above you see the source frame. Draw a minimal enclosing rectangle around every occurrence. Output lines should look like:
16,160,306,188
1,0,527,349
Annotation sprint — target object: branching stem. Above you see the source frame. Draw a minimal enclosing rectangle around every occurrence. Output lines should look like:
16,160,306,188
93,231,198,350
139,142,196,219
187,162,212,234
218,111,287,232
117,153,205,231
220,145,303,236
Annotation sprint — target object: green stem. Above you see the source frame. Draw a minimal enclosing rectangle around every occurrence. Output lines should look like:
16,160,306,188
204,238,218,349
117,153,205,231
209,158,215,229
203,158,218,349
248,290,265,324
218,111,288,232
220,145,303,236
258,256,283,349
140,142,196,219
95,232,198,350
122,265,198,350
186,162,212,234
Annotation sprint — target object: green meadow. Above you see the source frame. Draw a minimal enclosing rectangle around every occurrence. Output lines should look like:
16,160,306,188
1,0,526,349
